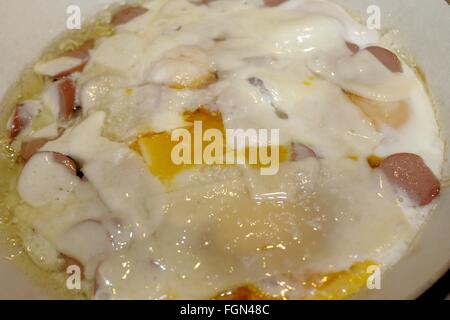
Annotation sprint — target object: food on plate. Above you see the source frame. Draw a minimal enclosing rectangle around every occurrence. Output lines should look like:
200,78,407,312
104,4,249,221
0,0,443,300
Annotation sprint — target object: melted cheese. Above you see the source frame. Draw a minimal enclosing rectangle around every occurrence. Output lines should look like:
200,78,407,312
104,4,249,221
10,0,444,300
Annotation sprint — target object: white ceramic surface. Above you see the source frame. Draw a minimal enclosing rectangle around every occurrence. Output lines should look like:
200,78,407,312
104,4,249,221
0,0,449,299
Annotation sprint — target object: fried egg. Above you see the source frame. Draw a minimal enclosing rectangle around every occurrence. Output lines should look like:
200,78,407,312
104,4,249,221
1,0,444,300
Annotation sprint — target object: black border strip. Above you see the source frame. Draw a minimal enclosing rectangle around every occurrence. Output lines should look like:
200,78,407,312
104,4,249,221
418,268,450,299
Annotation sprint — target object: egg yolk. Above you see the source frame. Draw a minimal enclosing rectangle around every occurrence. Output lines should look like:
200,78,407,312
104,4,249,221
367,154,382,168
216,261,377,300
169,72,219,90
132,108,288,181
215,285,276,300
133,108,224,181
306,260,378,300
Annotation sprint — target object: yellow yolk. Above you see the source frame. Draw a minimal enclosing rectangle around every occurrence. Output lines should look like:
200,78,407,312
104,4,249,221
367,154,382,168
215,285,276,300
215,261,377,300
306,260,378,300
169,72,218,90
137,131,183,181
183,107,225,131
133,108,288,181
135,108,224,181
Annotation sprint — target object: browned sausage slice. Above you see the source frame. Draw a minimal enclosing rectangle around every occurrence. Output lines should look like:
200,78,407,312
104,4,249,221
58,79,76,121
25,151,78,175
9,101,43,140
380,153,440,206
59,253,85,279
10,104,32,139
111,6,149,26
365,46,403,73
35,39,95,79
346,42,360,54
264,0,287,7
52,152,78,176
20,138,49,161
264,0,287,6
65,39,95,60
51,64,85,79
52,39,96,78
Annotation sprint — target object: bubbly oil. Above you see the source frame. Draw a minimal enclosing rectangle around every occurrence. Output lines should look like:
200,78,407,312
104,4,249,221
0,134,87,299
0,1,144,299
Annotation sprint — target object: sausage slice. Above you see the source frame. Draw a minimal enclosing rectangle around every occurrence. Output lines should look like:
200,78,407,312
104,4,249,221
9,101,41,139
10,104,32,139
380,153,440,206
20,138,49,161
365,46,403,73
35,39,95,78
52,152,78,176
59,253,85,279
58,79,76,121
53,39,96,78
264,0,287,6
111,6,149,26
346,42,360,54
65,39,95,61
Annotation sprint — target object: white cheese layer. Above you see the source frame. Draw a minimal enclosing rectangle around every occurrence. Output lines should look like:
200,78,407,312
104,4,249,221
13,0,443,299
